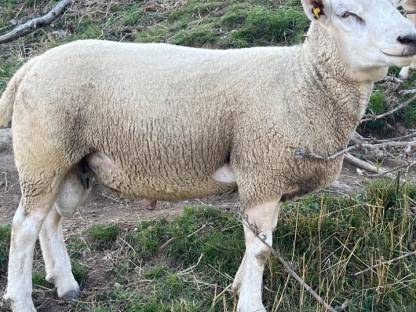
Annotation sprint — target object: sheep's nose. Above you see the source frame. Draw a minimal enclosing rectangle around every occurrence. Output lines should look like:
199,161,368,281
397,34,416,47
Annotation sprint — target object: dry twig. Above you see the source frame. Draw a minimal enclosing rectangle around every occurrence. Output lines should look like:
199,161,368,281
343,153,384,174
354,251,416,276
296,131,416,176
361,94,416,122
0,0,72,44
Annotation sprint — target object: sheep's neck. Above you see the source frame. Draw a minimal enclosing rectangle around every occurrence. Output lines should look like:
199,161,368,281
299,22,379,150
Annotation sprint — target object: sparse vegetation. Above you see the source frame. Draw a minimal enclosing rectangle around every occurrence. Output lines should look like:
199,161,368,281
0,224,11,274
89,224,120,250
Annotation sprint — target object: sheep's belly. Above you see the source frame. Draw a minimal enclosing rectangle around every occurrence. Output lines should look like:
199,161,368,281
87,152,236,200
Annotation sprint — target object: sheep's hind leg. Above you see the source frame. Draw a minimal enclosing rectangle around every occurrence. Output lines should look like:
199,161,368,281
39,207,79,300
235,201,280,312
4,171,63,312
39,165,92,300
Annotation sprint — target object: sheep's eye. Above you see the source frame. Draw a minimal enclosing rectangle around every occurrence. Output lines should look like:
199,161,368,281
341,11,364,23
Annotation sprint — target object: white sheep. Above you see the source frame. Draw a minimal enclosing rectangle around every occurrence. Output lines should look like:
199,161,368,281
1,0,416,311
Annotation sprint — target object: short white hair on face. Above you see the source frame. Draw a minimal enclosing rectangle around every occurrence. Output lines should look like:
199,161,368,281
301,0,416,69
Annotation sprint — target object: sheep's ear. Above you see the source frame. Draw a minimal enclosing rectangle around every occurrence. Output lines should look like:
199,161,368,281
301,0,329,22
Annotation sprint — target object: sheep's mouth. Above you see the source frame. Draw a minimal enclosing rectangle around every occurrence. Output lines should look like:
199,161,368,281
381,46,416,58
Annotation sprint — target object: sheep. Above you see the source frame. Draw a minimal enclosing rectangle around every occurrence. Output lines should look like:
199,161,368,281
400,0,416,79
1,0,416,311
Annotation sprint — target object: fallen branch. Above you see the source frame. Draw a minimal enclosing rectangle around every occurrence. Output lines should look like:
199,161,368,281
399,88,416,96
382,76,404,84
295,145,355,161
351,131,366,144
354,251,416,276
361,94,416,122
373,132,416,143
0,0,72,44
296,138,416,161
366,160,416,178
241,213,342,312
344,153,384,174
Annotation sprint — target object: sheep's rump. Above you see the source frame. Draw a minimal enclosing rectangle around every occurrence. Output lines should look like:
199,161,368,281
12,40,274,200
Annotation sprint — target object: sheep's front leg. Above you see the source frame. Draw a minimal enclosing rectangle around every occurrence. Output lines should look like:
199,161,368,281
235,201,280,312
39,206,79,300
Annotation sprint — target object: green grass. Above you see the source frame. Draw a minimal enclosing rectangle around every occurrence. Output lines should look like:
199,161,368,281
137,2,308,48
0,57,22,94
362,90,388,136
89,223,120,250
0,224,11,274
32,271,50,288
72,260,88,285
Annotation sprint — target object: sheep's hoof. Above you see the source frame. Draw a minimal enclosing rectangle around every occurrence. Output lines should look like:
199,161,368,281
2,294,37,312
60,288,80,301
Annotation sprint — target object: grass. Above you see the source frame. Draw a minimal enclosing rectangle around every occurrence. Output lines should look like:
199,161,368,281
3,180,416,311
137,2,308,47
0,224,11,274
89,224,120,250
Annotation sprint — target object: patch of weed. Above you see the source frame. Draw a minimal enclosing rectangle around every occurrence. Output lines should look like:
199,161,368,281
71,260,88,285
89,224,119,250
67,236,88,259
0,224,11,273
32,271,49,288
225,5,308,47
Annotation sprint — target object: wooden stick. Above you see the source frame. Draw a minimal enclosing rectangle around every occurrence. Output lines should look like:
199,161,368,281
0,0,72,44
344,153,384,174
361,94,416,122
296,139,416,162
354,251,416,276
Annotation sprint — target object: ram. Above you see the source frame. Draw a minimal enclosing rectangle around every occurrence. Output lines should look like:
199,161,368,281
1,0,416,311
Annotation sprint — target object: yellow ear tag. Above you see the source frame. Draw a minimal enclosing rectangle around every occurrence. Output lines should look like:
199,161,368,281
312,7,321,19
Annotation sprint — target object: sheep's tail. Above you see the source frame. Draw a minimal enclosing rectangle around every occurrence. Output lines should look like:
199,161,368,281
0,58,36,128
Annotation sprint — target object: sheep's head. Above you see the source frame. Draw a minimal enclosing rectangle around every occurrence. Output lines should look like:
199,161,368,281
301,0,416,70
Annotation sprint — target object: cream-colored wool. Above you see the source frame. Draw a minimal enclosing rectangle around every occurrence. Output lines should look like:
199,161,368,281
0,23,376,209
